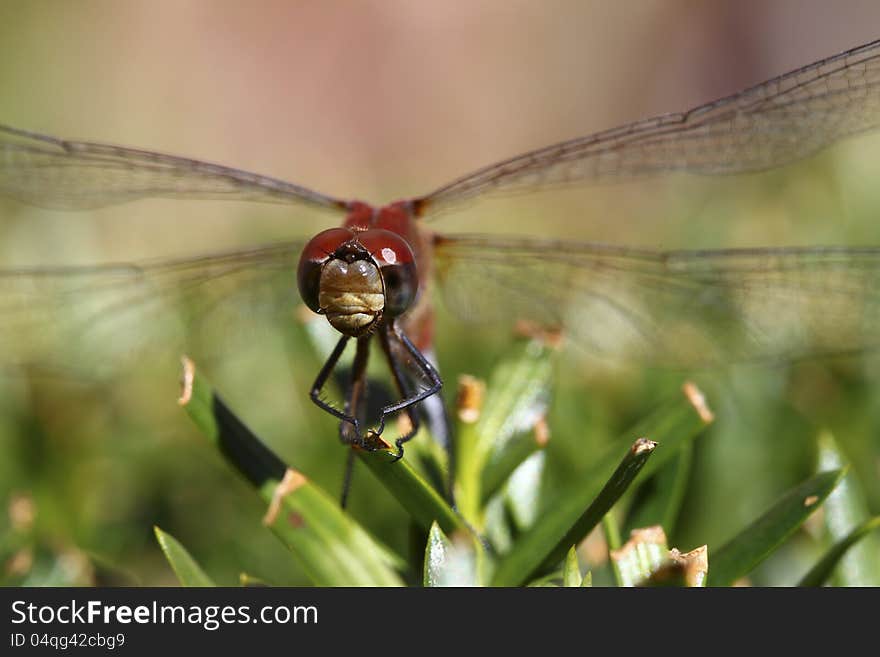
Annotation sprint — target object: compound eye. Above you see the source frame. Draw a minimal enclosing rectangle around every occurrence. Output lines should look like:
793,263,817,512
297,228,355,312
358,230,419,317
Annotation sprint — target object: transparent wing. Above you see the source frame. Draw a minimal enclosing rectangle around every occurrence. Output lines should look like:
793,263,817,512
0,123,347,211
433,234,880,366
417,39,880,215
0,240,307,376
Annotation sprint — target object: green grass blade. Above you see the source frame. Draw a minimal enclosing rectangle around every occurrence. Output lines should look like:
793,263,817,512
482,493,514,555
454,376,485,526
475,335,556,460
624,445,693,536
261,468,407,586
423,523,449,587
708,469,846,587
481,428,547,504
621,382,713,483
563,546,583,587
798,516,880,587
505,451,545,532
153,527,215,587
603,512,624,586
356,446,468,536
816,432,880,585
489,381,710,587
491,438,656,586
179,357,405,586
422,522,482,586
455,335,556,528
603,512,622,551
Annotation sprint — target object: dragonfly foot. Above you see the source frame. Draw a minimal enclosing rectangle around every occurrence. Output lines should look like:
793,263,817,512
363,429,390,452
390,440,405,462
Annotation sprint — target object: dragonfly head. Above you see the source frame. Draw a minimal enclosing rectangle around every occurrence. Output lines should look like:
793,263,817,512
297,228,419,337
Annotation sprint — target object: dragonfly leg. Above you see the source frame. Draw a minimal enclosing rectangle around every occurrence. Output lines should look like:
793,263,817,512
376,326,422,460
335,336,373,507
337,335,382,451
374,321,443,462
309,334,368,443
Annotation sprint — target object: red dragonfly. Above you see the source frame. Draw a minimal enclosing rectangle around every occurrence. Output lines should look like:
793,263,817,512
2,39,880,460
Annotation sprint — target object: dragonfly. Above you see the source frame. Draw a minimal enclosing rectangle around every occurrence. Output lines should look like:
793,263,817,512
2,38,880,462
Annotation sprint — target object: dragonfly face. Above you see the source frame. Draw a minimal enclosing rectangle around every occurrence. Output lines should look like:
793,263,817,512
311,244,386,337
297,226,418,337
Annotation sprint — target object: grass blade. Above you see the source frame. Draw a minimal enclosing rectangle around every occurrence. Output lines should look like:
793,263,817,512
491,438,656,586
154,526,215,587
708,469,846,587
603,512,624,586
489,381,711,587
505,451,546,532
474,334,557,461
798,516,880,587
422,522,482,586
816,432,880,585
356,446,469,536
481,422,548,504
455,334,557,528
625,382,713,483
563,546,583,587
423,523,449,587
624,445,693,536
179,357,405,586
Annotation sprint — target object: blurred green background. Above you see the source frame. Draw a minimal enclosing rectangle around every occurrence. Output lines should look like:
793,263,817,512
1,0,879,586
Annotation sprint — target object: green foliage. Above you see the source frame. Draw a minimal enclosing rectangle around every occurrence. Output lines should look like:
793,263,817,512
178,358,405,586
490,436,658,586
708,469,846,586
5,326,875,587
148,332,870,587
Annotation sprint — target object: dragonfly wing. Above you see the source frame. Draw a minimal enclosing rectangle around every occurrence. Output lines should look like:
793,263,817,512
432,234,880,367
0,123,347,211
417,40,880,215
0,240,307,376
